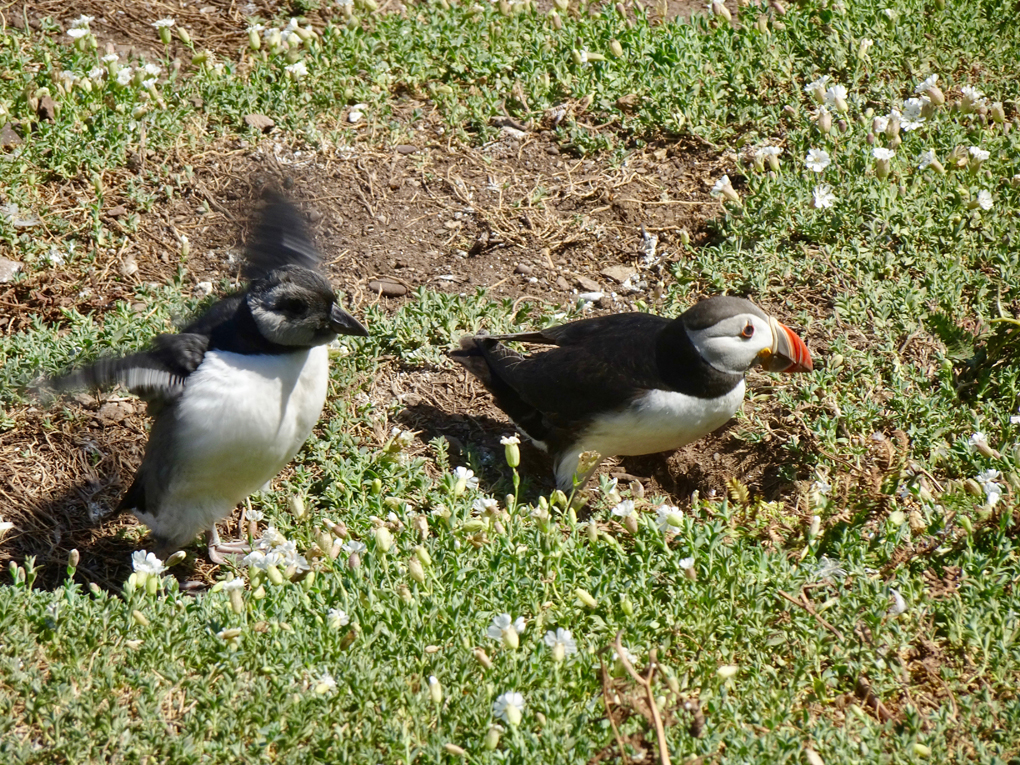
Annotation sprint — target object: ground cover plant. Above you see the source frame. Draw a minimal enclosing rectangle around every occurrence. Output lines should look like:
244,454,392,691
1,0,1019,762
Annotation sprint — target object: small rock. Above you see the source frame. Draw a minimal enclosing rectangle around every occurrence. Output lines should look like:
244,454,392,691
118,255,138,278
131,302,147,313
576,275,601,292
368,279,408,297
244,114,275,133
190,96,204,109
106,205,128,219
306,208,323,223
193,281,213,298
515,263,533,275
36,96,57,122
0,257,23,283
1,122,24,148
395,144,417,155
555,275,571,291
393,259,408,269
601,265,636,284
97,402,134,422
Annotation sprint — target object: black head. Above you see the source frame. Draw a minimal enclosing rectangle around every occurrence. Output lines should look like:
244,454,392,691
247,265,367,348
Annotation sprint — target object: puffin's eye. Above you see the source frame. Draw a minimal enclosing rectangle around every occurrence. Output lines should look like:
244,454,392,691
740,321,755,339
276,298,306,315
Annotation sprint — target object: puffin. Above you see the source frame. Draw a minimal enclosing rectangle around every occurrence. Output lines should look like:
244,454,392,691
450,296,812,491
49,193,368,563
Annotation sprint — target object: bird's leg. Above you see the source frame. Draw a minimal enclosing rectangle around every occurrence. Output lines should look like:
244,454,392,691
205,524,250,565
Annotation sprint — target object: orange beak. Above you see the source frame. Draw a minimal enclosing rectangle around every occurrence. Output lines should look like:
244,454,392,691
762,318,813,373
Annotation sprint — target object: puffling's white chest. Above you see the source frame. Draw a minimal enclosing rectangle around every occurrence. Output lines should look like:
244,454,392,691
580,382,746,457
134,346,329,545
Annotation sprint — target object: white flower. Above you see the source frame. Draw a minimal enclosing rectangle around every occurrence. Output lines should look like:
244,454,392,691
915,74,938,93
452,466,479,494
710,174,731,196
285,61,309,78
343,540,367,555
487,613,526,642
872,115,890,133
500,435,521,446
811,184,836,209
969,146,990,162
888,588,907,615
970,432,989,449
960,85,985,104
611,500,636,518
472,497,499,515
131,550,166,576
872,147,895,161
88,66,106,80
804,149,831,173
101,54,119,65
823,84,847,110
58,70,78,86
152,18,175,28
1010,409,1020,425
70,15,95,28
493,691,525,725
813,556,847,580
142,78,158,90
755,145,781,158
222,578,244,591
246,508,265,523
314,670,337,693
804,75,830,101
143,63,162,77
901,97,927,130
116,67,134,87
614,644,637,665
656,504,683,533
248,23,266,33
858,38,873,57
337,0,354,6
327,608,350,627
255,525,286,550
543,628,577,661
67,28,89,40
678,556,695,570
977,190,993,211
918,150,937,169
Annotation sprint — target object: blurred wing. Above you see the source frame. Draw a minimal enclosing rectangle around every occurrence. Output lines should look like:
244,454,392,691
241,191,321,280
50,333,209,407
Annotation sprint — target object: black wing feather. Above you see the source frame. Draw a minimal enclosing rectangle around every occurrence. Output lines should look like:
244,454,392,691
241,192,321,280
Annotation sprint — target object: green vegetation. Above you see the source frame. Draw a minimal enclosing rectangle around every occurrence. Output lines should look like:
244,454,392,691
2,1,1019,763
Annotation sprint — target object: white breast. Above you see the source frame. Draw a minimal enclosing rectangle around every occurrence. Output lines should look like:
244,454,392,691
135,346,329,547
581,382,746,458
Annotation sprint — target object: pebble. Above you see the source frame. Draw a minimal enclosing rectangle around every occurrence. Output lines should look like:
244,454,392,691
0,257,22,283
601,265,636,284
576,275,601,292
395,144,418,155
368,279,408,297
515,263,533,275
243,114,275,133
555,275,571,291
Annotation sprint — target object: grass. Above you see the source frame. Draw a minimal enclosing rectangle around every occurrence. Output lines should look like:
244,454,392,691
2,0,1020,763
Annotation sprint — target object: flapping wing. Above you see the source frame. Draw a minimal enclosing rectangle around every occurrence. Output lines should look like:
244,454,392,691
50,333,209,407
240,191,321,281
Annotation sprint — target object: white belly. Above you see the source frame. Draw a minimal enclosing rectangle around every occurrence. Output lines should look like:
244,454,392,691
136,346,329,545
583,383,746,456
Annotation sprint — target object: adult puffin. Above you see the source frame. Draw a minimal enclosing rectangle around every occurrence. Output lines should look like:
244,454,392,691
451,296,813,491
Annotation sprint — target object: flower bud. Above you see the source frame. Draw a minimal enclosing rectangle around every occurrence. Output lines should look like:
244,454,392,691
958,515,974,535
808,515,821,540
609,39,624,58
132,609,150,627
484,725,502,750
414,545,431,567
229,587,244,614
178,28,192,46
550,490,568,509
989,101,1006,124
711,0,732,21
428,675,443,704
444,744,466,756
266,564,285,585
68,549,80,569
374,526,393,553
474,647,493,669
575,587,598,609
815,108,832,134
248,28,261,50
620,595,634,616
504,443,520,469
146,574,159,596
180,235,190,258
191,50,208,67
586,521,598,543
408,557,426,584
397,583,414,604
